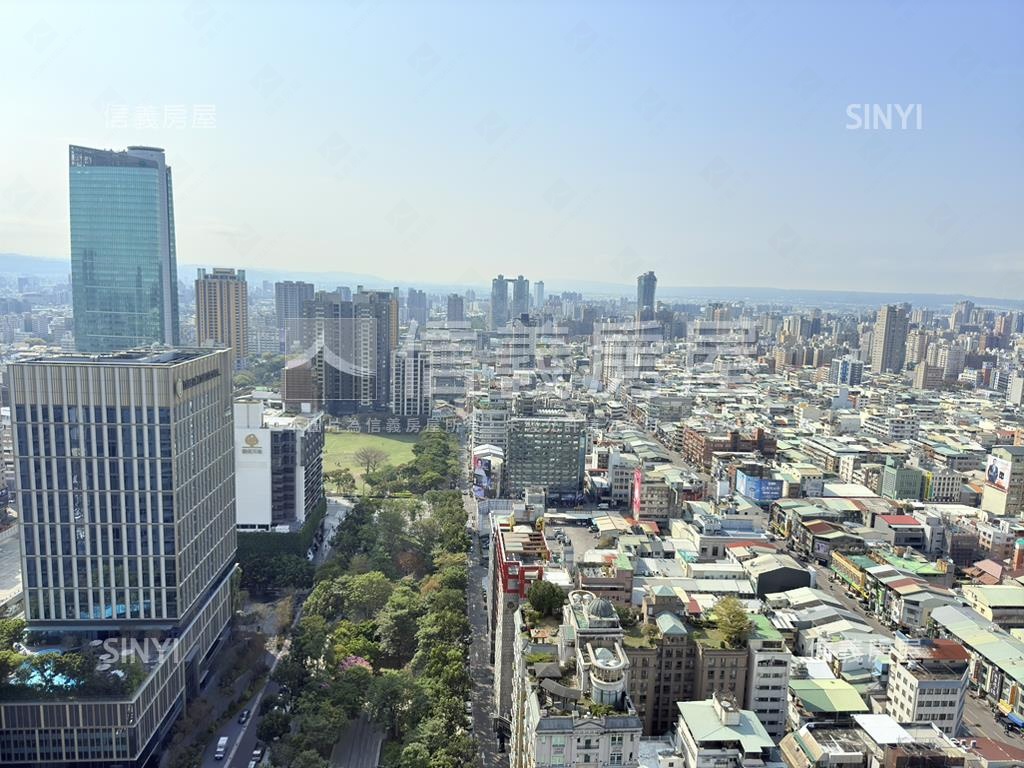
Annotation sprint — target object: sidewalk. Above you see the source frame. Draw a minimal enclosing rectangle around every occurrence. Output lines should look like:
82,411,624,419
330,714,383,768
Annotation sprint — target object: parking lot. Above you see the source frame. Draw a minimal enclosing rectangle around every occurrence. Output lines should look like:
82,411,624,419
544,518,604,567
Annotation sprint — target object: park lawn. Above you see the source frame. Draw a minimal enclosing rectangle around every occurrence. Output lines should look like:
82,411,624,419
322,431,418,483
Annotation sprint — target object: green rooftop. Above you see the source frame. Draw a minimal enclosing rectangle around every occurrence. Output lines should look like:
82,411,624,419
676,700,775,752
749,614,783,642
623,624,660,649
789,679,869,714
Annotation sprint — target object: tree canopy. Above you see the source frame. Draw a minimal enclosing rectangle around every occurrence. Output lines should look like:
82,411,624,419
527,580,567,617
714,596,754,649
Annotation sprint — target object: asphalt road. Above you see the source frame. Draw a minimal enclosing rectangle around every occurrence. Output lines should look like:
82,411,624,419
200,655,282,768
807,561,892,635
806,561,1015,742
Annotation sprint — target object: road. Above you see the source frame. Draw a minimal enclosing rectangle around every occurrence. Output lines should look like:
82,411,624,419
806,561,1015,742
466,492,508,768
806,561,891,635
199,646,285,768
314,497,352,566
200,498,349,767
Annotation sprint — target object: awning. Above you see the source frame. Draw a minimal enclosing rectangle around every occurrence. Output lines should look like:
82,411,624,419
1007,712,1024,728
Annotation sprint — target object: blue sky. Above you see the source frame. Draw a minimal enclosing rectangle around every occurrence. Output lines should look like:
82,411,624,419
1,0,1022,296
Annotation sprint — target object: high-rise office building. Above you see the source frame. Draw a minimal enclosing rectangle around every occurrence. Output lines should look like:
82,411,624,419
828,355,864,386
2,349,236,766
506,414,586,498
636,270,657,322
490,274,509,329
355,289,399,410
511,275,530,320
407,288,428,327
871,304,909,373
533,280,544,309
274,280,315,347
446,293,465,322
69,145,181,352
195,267,248,369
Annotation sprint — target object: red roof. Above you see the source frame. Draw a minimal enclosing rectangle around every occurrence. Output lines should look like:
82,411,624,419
879,514,921,527
928,639,971,662
725,540,777,550
970,738,1024,762
805,520,837,534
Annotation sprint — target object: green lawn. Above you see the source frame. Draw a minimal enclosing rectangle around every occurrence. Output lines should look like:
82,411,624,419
322,431,418,483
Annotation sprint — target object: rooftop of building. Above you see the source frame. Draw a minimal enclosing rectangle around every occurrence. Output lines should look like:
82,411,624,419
676,699,775,752
496,522,549,566
964,583,1024,607
877,514,923,527
13,348,220,367
789,678,870,714
748,613,784,642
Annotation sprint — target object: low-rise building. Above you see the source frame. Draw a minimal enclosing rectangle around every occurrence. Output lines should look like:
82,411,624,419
961,584,1024,628
508,590,644,768
885,634,969,736
788,678,869,730
233,400,325,530
674,695,777,768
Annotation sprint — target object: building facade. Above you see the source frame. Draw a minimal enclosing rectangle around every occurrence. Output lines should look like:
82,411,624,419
274,280,315,348
871,305,909,374
390,346,431,416
506,415,586,498
637,271,657,322
233,400,324,531
195,267,248,369
2,349,237,766
886,635,969,736
70,145,180,352
491,274,510,329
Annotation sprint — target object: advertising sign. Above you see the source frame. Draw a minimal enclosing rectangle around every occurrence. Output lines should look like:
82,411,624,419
632,467,643,515
986,455,1012,492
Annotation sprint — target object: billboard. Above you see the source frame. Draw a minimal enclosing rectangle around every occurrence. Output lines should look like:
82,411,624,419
632,467,644,515
986,455,1012,492
736,470,784,504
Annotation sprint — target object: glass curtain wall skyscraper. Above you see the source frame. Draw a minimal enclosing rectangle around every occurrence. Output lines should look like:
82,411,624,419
636,270,657,322
69,145,181,352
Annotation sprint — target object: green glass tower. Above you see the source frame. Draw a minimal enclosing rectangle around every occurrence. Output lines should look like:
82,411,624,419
69,145,181,352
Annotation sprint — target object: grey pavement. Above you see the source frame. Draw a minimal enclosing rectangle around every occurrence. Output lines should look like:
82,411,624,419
330,714,383,768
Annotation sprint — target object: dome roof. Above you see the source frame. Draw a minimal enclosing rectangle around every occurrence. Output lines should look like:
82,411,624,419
587,597,617,620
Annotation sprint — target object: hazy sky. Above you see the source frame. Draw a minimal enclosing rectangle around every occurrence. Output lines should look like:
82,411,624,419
1,0,1022,296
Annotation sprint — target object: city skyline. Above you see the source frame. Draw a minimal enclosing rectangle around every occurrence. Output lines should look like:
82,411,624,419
1,1,1022,297
4,3,1024,768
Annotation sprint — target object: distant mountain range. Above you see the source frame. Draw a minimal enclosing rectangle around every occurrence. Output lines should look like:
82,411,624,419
5,253,1022,311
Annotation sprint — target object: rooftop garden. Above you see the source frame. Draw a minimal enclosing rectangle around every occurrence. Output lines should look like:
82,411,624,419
0,619,149,701
622,623,660,649
693,597,752,650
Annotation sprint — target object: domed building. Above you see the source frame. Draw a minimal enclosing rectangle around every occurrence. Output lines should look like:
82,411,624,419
508,589,642,768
